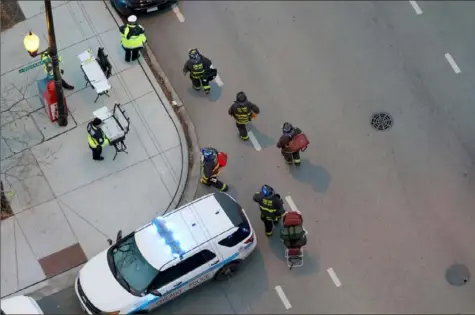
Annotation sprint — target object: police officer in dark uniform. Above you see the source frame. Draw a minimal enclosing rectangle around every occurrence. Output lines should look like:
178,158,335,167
183,48,213,94
87,118,110,161
228,91,260,140
253,185,285,236
200,147,229,192
276,122,303,166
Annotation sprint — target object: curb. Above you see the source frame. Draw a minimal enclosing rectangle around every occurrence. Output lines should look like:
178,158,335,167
102,0,200,210
140,48,201,208
9,1,201,301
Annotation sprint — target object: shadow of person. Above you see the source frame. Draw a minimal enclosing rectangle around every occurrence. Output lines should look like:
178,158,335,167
247,125,276,150
207,82,222,102
289,159,331,193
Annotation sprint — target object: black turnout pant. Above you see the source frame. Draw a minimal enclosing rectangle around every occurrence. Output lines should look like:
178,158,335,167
201,176,228,191
191,76,211,93
236,123,248,140
90,145,103,160
124,47,141,62
282,150,301,164
261,214,280,235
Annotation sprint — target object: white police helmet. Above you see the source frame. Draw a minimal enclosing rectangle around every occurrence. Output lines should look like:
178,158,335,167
127,15,137,23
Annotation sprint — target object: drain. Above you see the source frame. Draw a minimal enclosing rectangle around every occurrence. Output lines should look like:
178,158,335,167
371,112,393,131
445,264,470,286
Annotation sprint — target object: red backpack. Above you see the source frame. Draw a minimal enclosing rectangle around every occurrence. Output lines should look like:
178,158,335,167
288,133,310,152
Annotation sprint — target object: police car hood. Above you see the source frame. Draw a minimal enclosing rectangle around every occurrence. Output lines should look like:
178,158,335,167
78,250,140,312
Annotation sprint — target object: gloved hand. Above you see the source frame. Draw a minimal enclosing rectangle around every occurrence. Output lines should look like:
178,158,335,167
60,69,64,74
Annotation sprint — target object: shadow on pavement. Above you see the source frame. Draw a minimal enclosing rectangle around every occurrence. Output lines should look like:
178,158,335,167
248,125,276,150
207,83,222,102
186,84,222,102
289,159,331,193
37,286,83,314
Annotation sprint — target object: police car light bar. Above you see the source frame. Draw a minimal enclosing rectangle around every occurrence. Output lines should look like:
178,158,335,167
152,218,186,258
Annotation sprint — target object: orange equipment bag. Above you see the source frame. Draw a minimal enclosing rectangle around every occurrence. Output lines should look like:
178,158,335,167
288,133,310,152
217,152,228,168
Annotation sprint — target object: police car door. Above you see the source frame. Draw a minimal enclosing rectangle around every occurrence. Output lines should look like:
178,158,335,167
140,246,219,312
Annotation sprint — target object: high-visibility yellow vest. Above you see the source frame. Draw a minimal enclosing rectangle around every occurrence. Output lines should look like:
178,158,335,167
121,25,147,49
41,53,63,78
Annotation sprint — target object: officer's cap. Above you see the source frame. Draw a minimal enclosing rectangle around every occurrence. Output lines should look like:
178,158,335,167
128,15,137,23
92,118,103,126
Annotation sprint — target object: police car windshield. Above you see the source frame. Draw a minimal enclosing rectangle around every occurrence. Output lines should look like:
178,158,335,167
110,235,159,294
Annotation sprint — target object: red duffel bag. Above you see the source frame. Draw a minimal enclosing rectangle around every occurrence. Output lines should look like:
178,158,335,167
288,133,310,152
217,152,228,168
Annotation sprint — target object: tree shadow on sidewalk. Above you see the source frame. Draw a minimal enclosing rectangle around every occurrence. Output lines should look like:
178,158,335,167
289,159,331,193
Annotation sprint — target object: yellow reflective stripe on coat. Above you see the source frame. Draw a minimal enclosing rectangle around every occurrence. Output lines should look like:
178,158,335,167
260,206,277,213
235,113,251,124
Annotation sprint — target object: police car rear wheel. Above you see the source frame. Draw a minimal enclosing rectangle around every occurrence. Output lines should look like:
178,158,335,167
215,261,240,281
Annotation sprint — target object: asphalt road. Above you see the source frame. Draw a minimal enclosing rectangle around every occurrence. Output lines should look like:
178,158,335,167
37,1,475,313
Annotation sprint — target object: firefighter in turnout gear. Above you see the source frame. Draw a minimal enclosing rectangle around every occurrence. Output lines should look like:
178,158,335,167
183,48,213,94
228,91,260,140
277,122,303,165
119,15,147,62
253,185,285,236
87,118,110,161
40,52,74,90
200,147,229,192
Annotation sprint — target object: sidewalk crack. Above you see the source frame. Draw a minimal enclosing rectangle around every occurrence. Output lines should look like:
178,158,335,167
57,199,109,239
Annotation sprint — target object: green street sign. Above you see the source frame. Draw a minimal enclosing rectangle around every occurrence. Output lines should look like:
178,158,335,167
18,59,46,73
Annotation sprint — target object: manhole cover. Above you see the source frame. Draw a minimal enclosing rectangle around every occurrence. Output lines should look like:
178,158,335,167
371,112,393,131
445,264,470,286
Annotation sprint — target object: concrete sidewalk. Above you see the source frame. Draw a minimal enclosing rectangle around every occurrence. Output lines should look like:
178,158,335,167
1,0,193,299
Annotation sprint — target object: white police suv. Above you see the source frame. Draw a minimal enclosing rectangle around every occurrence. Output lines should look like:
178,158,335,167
75,192,257,314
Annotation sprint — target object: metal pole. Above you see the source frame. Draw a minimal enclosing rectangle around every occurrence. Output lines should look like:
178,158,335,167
44,0,67,126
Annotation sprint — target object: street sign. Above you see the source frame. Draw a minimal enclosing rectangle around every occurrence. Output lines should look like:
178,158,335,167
18,60,46,73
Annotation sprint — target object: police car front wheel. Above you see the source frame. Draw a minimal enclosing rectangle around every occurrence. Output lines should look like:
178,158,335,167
214,261,240,281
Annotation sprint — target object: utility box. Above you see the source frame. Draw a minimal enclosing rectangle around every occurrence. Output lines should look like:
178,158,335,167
37,77,68,122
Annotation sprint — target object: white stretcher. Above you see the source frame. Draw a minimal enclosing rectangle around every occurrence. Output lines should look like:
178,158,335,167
78,49,112,103
93,103,130,160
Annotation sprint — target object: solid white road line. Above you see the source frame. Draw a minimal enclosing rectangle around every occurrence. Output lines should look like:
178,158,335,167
275,286,292,310
215,74,224,87
327,268,342,287
285,195,299,212
445,53,461,74
171,4,185,22
409,1,423,15
248,131,262,151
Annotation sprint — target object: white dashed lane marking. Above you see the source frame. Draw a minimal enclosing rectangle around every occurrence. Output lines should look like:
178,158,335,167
275,286,292,310
409,1,423,15
247,131,262,151
285,195,299,212
171,4,185,22
327,268,342,287
215,74,224,87
445,53,461,74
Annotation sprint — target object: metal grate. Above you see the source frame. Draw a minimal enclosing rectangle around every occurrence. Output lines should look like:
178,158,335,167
371,112,393,131
445,264,470,286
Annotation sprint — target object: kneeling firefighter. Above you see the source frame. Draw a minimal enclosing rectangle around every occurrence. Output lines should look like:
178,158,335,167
228,91,260,140
200,147,229,192
183,48,215,94
276,122,306,166
253,185,285,236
